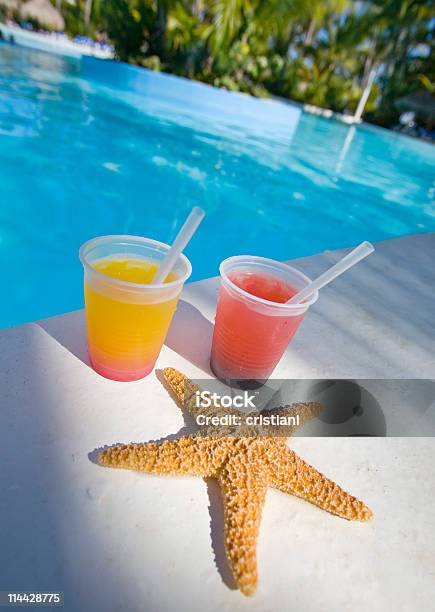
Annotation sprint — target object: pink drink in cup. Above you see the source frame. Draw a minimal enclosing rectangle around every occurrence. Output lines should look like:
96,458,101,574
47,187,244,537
210,256,318,382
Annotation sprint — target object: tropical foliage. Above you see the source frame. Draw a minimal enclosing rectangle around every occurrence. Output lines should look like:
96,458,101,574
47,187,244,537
99,0,434,127
4,0,435,126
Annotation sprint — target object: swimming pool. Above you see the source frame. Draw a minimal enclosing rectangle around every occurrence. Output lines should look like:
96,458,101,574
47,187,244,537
0,43,434,329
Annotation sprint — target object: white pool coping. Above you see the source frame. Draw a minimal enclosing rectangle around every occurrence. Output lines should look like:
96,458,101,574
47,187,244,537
0,232,434,611
0,23,114,59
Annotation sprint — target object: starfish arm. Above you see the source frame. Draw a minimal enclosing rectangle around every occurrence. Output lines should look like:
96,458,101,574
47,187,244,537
265,445,373,522
163,367,238,419
218,451,268,596
99,436,232,477
259,401,323,436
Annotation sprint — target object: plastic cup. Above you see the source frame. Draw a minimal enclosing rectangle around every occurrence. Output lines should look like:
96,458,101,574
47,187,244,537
79,235,191,381
210,256,318,383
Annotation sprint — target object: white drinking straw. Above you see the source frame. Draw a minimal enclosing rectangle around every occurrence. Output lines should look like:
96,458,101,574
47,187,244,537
286,241,375,304
152,206,205,284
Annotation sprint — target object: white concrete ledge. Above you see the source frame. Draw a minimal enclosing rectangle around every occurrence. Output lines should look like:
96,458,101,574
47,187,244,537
0,233,434,611
24,231,434,380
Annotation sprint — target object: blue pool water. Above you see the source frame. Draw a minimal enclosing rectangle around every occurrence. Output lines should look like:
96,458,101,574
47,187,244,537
0,44,434,329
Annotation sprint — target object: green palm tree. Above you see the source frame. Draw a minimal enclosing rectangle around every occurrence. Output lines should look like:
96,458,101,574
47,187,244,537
93,0,433,128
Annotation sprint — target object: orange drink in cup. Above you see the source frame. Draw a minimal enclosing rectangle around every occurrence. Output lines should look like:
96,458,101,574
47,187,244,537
80,235,191,381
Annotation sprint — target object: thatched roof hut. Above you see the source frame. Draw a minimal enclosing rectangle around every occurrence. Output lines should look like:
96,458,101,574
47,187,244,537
0,0,20,12
20,0,65,31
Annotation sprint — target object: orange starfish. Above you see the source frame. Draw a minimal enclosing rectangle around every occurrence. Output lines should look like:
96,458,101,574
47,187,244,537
98,368,373,596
